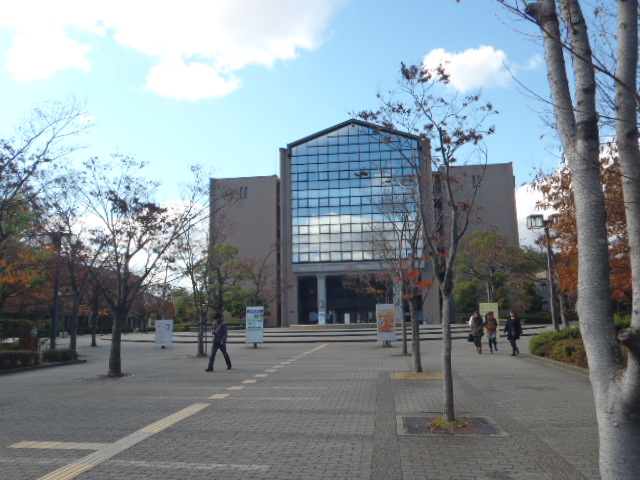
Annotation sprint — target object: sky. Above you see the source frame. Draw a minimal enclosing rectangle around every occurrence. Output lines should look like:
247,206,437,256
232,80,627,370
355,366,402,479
0,0,562,246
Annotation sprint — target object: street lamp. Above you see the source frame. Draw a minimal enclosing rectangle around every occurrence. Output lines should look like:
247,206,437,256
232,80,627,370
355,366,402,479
43,232,77,349
526,214,560,330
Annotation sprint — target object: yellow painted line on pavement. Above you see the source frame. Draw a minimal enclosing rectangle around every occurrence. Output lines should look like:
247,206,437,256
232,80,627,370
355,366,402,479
303,343,330,355
30,343,332,480
227,385,245,391
37,404,210,480
139,403,209,434
208,393,230,399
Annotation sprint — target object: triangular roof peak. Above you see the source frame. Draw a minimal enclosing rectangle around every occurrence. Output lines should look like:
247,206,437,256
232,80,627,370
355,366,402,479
287,119,419,149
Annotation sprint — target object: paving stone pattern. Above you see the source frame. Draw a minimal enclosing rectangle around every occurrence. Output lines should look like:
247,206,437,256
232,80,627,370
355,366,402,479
0,330,600,479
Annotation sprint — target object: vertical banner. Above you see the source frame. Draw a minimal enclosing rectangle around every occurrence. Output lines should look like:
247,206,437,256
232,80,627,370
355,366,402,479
479,303,499,322
376,304,397,342
154,320,174,348
245,306,264,344
479,302,500,341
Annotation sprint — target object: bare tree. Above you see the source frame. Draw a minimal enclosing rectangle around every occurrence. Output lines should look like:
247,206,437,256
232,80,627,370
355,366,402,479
176,181,238,356
39,167,107,351
359,62,496,421
370,177,433,369
77,155,208,376
0,97,90,247
497,1,640,478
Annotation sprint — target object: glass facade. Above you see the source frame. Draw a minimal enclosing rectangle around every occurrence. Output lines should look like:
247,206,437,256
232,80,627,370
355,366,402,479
289,123,421,263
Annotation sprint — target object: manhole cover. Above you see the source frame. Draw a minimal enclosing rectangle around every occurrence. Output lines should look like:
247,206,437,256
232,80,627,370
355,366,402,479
399,416,508,436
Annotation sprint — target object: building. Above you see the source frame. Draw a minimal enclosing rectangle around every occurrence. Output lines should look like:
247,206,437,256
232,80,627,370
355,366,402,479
210,175,280,326
211,119,519,327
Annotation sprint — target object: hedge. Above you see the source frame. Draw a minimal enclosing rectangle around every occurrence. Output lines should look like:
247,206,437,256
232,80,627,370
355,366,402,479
41,349,78,363
0,350,40,370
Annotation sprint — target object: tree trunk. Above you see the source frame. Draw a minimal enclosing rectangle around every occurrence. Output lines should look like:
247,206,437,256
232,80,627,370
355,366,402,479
90,298,98,347
529,1,640,477
108,306,125,376
197,310,207,356
401,311,408,356
615,0,640,327
409,294,422,372
69,299,80,351
441,290,455,421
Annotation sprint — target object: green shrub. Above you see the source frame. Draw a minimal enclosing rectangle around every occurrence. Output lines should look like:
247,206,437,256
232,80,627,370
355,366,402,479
530,327,589,368
521,312,552,324
615,314,631,330
173,323,193,332
0,350,40,370
530,326,581,352
41,349,78,363
227,321,246,329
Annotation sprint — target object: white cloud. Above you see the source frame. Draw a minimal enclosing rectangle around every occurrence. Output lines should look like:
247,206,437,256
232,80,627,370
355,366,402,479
6,29,91,80
422,45,540,92
0,0,346,99
145,56,241,100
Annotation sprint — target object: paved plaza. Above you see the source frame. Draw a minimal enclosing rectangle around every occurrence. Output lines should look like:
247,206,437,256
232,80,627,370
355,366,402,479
0,328,600,480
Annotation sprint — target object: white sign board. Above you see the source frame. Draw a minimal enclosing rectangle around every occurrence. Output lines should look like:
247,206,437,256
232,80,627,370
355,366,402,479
376,304,397,342
154,320,174,348
246,306,264,344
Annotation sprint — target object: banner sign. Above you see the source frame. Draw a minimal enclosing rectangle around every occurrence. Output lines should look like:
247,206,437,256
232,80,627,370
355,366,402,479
479,303,499,322
246,306,264,344
376,304,397,342
154,320,174,348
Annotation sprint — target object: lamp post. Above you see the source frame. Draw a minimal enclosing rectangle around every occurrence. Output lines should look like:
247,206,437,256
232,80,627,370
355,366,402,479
43,232,77,349
526,214,560,330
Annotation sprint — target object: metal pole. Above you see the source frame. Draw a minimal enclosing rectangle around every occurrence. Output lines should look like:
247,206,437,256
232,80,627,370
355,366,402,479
544,224,560,330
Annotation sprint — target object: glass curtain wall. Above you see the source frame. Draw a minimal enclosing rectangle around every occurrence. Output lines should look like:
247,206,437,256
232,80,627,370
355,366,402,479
290,123,421,264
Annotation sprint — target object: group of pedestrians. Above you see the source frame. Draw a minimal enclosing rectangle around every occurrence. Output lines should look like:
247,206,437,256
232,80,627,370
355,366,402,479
469,310,522,356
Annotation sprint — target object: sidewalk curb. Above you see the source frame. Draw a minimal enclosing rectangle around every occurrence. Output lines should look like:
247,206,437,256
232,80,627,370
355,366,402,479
0,359,87,376
525,353,589,376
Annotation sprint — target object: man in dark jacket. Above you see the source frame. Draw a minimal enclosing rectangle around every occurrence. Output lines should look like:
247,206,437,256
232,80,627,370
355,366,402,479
205,313,232,372
504,310,523,356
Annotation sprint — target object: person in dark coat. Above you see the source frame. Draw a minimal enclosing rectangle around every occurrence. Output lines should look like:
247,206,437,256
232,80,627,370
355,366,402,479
205,313,232,372
504,310,522,356
469,311,484,354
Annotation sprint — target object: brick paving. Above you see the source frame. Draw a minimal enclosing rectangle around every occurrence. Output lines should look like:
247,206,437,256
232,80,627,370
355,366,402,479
0,328,599,479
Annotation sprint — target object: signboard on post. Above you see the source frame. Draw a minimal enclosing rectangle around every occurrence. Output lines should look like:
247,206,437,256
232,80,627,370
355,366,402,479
154,320,174,348
376,304,397,342
245,306,264,345
479,303,499,322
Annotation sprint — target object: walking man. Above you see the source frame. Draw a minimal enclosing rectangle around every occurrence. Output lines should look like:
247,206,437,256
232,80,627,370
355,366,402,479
205,313,232,372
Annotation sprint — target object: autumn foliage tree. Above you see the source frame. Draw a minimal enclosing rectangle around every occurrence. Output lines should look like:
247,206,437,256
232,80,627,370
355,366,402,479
534,150,631,307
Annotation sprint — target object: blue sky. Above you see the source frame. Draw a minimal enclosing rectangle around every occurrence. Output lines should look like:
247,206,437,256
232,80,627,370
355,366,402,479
0,0,559,245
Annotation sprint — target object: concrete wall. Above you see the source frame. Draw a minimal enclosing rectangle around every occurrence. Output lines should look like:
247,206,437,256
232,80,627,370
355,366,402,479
210,175,280,326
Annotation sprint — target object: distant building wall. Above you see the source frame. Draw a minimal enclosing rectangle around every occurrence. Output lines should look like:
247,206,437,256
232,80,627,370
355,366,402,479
210,175,280,326
447,163,519,245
